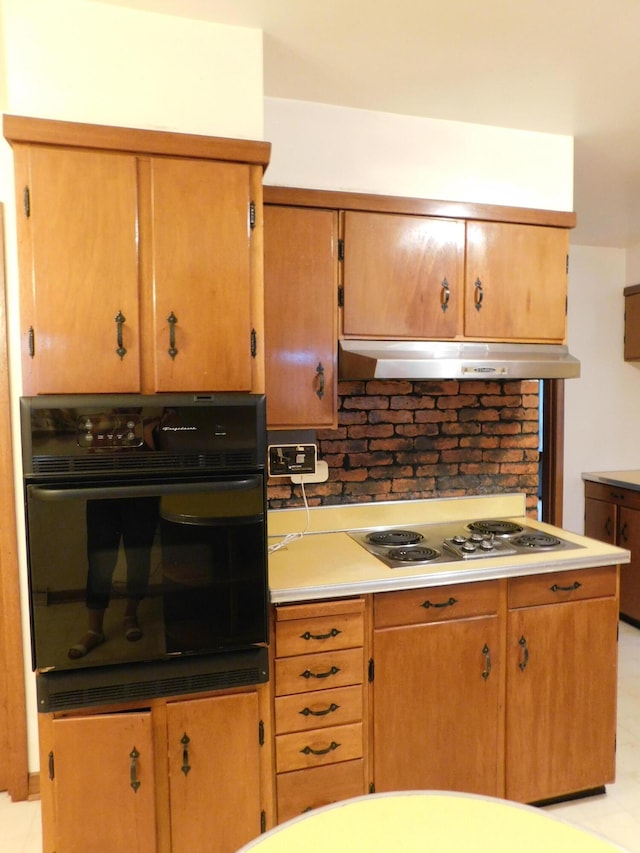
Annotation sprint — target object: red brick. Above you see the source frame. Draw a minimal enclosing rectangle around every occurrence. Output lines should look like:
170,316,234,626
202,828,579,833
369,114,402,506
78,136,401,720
348,424,395,439
366,380,413,395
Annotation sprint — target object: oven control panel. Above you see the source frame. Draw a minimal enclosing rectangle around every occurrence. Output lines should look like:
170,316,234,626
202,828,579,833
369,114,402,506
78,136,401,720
76,413,144,448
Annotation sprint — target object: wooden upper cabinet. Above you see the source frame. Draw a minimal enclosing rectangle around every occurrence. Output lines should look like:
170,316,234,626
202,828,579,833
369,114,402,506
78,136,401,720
15,145,141,394
5,114,270,396
342,211,464,339
144,158,254,392
465,221,569,342
264,205,338,429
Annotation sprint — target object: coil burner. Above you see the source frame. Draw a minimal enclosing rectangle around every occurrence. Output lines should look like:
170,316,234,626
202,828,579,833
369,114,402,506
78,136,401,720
366,529,424,547
387,546,441,563
511,533,563,550
467,520,524,536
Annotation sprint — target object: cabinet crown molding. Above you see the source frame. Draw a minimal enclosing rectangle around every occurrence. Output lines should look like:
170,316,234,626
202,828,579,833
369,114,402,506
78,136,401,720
3,114,271,168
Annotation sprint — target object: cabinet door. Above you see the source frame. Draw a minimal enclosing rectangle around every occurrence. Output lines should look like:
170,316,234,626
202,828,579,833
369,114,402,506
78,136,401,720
342,211,463,338
465,221,568,342
148,158,254,392
51,712,156,853
373,616,501,796
167,691,262,853
506,596,618,803
264,205,338,428
20,146,140,393
584,496,616,544
619,505,640,622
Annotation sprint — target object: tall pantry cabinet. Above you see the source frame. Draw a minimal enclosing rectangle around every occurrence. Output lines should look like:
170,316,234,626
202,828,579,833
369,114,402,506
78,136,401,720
3,115,271,395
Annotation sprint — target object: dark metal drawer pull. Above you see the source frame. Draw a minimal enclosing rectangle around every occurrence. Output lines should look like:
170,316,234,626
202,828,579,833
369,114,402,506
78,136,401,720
300,741,340,757
180,732,191,776
300,628,341,641
550,581,582,592
115,310,127,359
314,362,325,399
482,644,492,681
440,278,451,312
301,666,340,680
422,597,458,609
167,311,178,359
518,635,529,671
129,746,141,793
300,703,340,718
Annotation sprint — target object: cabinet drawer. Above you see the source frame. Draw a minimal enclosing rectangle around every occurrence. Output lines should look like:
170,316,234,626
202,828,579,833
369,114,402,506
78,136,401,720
275,685,363,735
275,722,363,772
275,648,364,696
584,481,640,510
276,759,365,823
508,566,618,609
374,581,499,628
275,611,364,658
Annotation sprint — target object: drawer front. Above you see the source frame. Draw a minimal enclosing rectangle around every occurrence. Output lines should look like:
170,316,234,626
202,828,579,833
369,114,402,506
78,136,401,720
275,611,365,658
374,580,499,628
275,648,364,696
276,759,365,823
275,685,363,735
585,481,640,510
275,722,363,772
508,566,618,609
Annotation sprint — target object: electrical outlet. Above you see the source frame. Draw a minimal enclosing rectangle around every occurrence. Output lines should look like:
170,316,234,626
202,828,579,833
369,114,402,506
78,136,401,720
268,443,317,477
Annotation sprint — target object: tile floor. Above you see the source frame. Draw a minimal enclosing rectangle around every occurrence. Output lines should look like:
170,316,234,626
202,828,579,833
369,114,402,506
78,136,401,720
2,621,640,852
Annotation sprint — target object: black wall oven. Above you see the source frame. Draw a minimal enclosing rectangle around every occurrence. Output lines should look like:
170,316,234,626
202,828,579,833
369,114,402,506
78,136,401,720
20,393,269,712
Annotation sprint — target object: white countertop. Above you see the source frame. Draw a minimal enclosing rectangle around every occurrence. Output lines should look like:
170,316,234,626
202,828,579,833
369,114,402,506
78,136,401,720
268,495,630,604
583,470,640,490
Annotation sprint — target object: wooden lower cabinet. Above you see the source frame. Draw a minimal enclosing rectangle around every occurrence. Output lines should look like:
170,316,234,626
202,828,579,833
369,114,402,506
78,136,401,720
39,687,270,853
584,479,640,623
272,598,368,821
505,567,619,802
372,582,502,797
46,710,156,853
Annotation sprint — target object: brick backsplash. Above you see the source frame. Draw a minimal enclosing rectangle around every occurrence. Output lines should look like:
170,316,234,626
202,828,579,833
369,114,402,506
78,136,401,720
267,379,541,513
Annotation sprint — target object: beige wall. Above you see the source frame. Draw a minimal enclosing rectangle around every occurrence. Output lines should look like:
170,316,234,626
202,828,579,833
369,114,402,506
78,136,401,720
264,97,574,211
0,0,265,773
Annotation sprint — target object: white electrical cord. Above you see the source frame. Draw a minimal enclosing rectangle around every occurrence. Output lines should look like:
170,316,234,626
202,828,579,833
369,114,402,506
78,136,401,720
268,479,311,553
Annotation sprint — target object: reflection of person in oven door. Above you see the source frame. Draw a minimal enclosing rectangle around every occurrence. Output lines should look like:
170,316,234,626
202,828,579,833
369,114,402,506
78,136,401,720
68,496,160,659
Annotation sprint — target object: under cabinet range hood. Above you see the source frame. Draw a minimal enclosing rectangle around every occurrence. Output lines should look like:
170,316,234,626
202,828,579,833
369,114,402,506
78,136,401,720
339,340,580,380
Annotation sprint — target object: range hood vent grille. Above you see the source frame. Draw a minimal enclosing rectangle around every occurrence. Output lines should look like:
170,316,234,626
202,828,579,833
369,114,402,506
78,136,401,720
339,340,580,381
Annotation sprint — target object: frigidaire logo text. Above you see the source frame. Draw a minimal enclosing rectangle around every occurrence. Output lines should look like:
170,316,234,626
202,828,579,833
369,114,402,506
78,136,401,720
161,426,198,431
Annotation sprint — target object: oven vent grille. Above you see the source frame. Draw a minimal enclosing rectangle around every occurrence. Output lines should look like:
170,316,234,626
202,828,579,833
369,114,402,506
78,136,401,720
36,648,269,712
30,450,259,476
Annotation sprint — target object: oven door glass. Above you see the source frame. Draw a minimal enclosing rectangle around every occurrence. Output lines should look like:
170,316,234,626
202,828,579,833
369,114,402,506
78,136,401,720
25,475,268,672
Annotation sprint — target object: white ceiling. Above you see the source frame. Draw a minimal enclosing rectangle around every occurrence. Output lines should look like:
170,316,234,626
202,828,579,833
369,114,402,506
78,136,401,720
97,0,640,248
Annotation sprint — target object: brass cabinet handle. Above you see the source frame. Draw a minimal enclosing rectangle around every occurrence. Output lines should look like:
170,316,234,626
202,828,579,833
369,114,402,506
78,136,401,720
440,278,451,313
167,311,178,359
180,732,191,776
474,278,484,311
300,628,341,642
301,666,340,680
518,635,529,671
115,311,127,360
129,746,141,793
482,644,492,680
